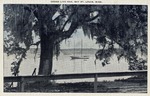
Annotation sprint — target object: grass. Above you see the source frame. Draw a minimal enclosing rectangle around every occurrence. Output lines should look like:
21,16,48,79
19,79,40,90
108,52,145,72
4,79,147,93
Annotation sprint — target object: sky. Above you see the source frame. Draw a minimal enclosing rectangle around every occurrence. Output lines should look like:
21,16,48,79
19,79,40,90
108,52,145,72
60,28,100,49
29,8,100,49
31,27,100,49
53,6,100,49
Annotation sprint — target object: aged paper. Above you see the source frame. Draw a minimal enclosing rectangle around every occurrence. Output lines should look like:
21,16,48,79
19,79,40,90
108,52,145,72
0,0,150,96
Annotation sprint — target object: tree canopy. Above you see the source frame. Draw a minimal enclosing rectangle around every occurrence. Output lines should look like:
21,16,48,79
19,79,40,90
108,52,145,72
84,5,147,70
4,5,147,76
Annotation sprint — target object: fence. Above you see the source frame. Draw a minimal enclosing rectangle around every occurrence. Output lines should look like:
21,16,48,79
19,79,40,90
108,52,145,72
4,70,147,92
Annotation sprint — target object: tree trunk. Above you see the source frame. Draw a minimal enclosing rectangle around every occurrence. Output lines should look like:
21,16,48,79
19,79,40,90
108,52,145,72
38,32,54,75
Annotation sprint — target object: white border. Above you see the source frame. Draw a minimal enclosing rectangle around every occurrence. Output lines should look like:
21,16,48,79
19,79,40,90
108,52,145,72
2,0,149,4
0,0,149,96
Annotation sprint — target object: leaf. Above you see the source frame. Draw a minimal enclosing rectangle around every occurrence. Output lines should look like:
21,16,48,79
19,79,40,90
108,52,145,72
102,62,105,67
82,24,91,39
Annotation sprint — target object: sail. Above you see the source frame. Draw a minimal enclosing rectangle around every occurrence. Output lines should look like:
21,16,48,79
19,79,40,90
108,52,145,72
70,39,89,60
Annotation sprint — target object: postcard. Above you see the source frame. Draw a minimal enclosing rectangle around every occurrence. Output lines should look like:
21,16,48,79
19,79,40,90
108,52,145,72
1,0,149,96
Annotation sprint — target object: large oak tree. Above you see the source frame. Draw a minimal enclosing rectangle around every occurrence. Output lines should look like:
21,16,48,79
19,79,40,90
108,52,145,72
4,5,147,76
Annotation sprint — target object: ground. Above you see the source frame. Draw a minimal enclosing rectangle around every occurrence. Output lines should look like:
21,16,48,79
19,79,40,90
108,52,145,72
4,78,147,93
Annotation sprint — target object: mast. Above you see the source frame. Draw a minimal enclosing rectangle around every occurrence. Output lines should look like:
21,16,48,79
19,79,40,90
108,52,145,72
81,39,82,57
74,40,75,56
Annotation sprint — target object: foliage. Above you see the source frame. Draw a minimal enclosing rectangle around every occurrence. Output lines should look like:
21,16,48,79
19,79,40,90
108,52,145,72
4,5,147,75
82,5,147,70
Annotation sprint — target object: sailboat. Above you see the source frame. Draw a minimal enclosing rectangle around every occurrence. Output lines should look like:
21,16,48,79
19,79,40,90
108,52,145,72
70,39,89,59
70,56,89,59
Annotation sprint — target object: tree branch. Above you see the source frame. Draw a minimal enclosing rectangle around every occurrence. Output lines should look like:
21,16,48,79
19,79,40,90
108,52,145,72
60,12,75,32
106,36,124,49
31,41,41,46
62,22,78,38
85,13,99,22
54,21,79,44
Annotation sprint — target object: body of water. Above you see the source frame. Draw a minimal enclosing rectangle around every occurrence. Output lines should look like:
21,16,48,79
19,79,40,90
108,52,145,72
4,49,131,83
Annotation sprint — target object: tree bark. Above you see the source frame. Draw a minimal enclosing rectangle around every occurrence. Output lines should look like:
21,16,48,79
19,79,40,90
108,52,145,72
38,32,54,75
